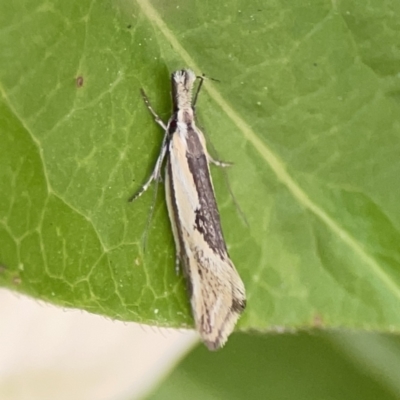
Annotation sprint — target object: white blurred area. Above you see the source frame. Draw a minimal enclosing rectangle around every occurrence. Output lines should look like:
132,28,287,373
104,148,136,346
0,289,198,400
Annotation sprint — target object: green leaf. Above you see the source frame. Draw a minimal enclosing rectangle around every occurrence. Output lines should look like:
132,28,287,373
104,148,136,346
147,331,400,400
0,0,399,333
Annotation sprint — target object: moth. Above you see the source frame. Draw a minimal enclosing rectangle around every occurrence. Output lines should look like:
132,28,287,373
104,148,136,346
131,69,246,350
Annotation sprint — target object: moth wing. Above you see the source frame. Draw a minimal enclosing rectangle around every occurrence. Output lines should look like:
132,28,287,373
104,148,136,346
186,243,246,351
165,123,246,350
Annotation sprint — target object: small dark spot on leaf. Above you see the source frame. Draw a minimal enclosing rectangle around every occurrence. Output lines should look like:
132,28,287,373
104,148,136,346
76,76,84,88
313,63,318,67
127,24,132,29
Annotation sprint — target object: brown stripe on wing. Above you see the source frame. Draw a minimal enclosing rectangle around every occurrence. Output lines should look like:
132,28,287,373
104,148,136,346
186,125,228,259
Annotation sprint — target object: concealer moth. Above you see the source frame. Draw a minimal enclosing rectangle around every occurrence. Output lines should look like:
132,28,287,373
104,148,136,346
130,69,246,350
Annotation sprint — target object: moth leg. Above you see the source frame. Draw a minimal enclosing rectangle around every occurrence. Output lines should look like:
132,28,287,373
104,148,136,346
208,155,233,168
140,88,168,130
207,152,248,226
128,135,168,202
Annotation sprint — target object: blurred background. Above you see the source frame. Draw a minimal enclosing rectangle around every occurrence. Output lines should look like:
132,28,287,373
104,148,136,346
2,288,400,400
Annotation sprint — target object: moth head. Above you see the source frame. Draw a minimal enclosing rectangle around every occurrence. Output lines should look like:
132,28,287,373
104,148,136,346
171,69,196,111
172,69,196,87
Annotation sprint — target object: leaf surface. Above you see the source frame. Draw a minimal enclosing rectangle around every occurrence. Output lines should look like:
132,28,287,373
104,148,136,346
0,0,399,331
